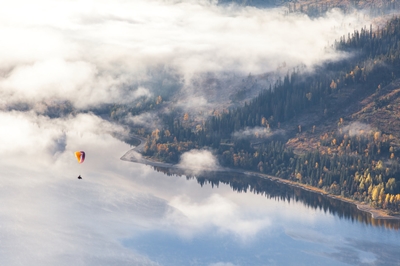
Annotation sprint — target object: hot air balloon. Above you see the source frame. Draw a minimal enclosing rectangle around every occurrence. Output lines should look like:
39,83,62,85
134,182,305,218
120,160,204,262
75,151,85,164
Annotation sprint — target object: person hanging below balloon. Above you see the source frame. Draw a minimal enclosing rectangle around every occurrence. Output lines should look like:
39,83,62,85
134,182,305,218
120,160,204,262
75,151,85,179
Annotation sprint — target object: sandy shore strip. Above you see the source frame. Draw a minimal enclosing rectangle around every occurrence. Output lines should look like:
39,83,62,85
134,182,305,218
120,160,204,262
121,136,400,220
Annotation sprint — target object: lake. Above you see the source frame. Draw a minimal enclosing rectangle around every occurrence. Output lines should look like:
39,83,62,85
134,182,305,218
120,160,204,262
121,164,400,266
1,132,399,266
0,0,397,264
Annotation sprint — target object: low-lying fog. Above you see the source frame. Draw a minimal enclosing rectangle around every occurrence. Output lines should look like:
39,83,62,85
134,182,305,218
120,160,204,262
1,112,399,265
2,0,397,265
1,0,373,112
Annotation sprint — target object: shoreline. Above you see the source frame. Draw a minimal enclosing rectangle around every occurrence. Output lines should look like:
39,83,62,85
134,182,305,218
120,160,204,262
242,171,400,220
121,138,400,220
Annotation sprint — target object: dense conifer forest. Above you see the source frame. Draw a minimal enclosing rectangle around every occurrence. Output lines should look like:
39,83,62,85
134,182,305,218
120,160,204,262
137,16,400,213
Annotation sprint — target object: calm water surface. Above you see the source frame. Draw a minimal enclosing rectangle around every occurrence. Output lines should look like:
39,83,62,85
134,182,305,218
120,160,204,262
121,164,400,266
1,138,399,266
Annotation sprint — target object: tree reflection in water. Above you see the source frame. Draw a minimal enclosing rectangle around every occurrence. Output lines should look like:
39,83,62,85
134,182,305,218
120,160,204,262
152,166,400,230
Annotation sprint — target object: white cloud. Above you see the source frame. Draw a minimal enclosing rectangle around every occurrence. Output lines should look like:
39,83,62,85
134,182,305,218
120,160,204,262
0,1,389,264
0,0,375,110
0,111,127,171
166,193,271,241
233,126,285,139
0,110,165,265
0,109,277,264
125,112,161,129
178,149,220,175
341,121,373,136
132,86,152,99
0,108,360,264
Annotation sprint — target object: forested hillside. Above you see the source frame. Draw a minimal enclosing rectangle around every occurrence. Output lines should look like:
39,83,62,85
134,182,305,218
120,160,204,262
139,16,400,213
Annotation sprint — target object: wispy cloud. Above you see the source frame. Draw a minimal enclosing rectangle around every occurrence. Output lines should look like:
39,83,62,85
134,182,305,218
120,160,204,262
341,121,373,136
233,126,285,139
166,193,271,241
0,1,388,264
177,149,220,175
125,112,161,130
0,111,127,169
0,109,276,264
0,0,374,112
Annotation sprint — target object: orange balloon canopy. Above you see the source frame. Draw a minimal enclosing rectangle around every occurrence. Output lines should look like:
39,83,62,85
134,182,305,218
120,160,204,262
75,151,85,164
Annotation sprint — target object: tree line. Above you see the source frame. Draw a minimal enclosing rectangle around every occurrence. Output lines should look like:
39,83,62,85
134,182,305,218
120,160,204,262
140,17,400,212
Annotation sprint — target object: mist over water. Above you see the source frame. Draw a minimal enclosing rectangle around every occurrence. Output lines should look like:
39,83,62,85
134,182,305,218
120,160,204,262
0,113,399,265
1,0,399,265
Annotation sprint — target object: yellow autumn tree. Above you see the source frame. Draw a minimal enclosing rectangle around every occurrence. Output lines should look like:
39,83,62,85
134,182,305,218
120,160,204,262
296,172,302,181
261,117,267,125
374,131,381,141
151,129,160,140
371,186,379,202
